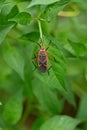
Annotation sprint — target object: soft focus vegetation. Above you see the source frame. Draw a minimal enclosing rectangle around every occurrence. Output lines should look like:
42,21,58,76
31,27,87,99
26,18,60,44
0,0,87,130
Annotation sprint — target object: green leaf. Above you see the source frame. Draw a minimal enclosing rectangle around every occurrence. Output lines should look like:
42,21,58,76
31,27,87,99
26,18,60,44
85,66,87,81
68,39,87,56
32,68,75,107
76,94,87,122
7,5,19,19
28,0,60,8
0,0,5,3
0,0,5,6
1,5,14,16
14,12,32,25
0,22,16,44
3,91,23,125
39,115,80,130
3,44,24,80
0,13,8,25
32,117,45,130
20,31,40,42
32,79,64,114
14,0,31,2
41,0,71,33
32,35,75,106
33,69,66,92
49,46,66,88
44,0,71,18
0,116,6,128
44,35,66,89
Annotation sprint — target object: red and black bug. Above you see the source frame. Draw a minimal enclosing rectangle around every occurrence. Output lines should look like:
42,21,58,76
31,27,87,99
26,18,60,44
30,39,51,73
33,45,49,73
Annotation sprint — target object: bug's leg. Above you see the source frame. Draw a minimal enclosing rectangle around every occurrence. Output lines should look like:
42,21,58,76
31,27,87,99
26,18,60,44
47,65,52,75
32,58,38,71
34,52,38,54
32,62,37,71
47,54,57,62
45,46,49,51
46,59,52,75
33,52,38,60
32,51,38,60
32,51,38,70
39,37,44,45
45,40,51,51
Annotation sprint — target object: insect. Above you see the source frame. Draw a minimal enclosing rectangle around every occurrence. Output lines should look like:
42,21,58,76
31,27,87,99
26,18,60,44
29,39,52,73
33,45,50,73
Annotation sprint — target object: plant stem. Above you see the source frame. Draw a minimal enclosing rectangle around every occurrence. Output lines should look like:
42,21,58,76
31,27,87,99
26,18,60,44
38,20,43,41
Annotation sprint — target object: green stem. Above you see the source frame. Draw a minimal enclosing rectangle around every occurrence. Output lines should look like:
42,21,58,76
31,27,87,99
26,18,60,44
38,20,43,41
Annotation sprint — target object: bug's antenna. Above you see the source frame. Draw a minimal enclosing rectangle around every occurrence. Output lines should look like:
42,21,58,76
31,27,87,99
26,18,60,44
41,37,44,46
39,37,44,46
28,38,41,47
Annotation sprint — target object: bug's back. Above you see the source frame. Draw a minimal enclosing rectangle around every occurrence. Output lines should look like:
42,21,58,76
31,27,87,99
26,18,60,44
38,49,48,73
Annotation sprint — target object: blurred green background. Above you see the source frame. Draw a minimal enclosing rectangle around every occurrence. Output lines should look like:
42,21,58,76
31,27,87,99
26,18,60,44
0,0,87,130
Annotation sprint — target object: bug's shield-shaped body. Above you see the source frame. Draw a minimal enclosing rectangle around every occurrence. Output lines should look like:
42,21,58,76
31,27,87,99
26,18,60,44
38,48,48,73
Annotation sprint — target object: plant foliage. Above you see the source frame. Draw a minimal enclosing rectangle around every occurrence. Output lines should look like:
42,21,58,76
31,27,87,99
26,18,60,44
0,0,87,130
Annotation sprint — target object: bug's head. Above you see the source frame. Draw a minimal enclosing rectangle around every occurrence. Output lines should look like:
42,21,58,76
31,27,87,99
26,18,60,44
40,46,44,50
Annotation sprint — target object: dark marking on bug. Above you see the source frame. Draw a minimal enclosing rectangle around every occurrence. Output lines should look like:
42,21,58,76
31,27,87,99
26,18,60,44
39,65,47,73
37,46,48,73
